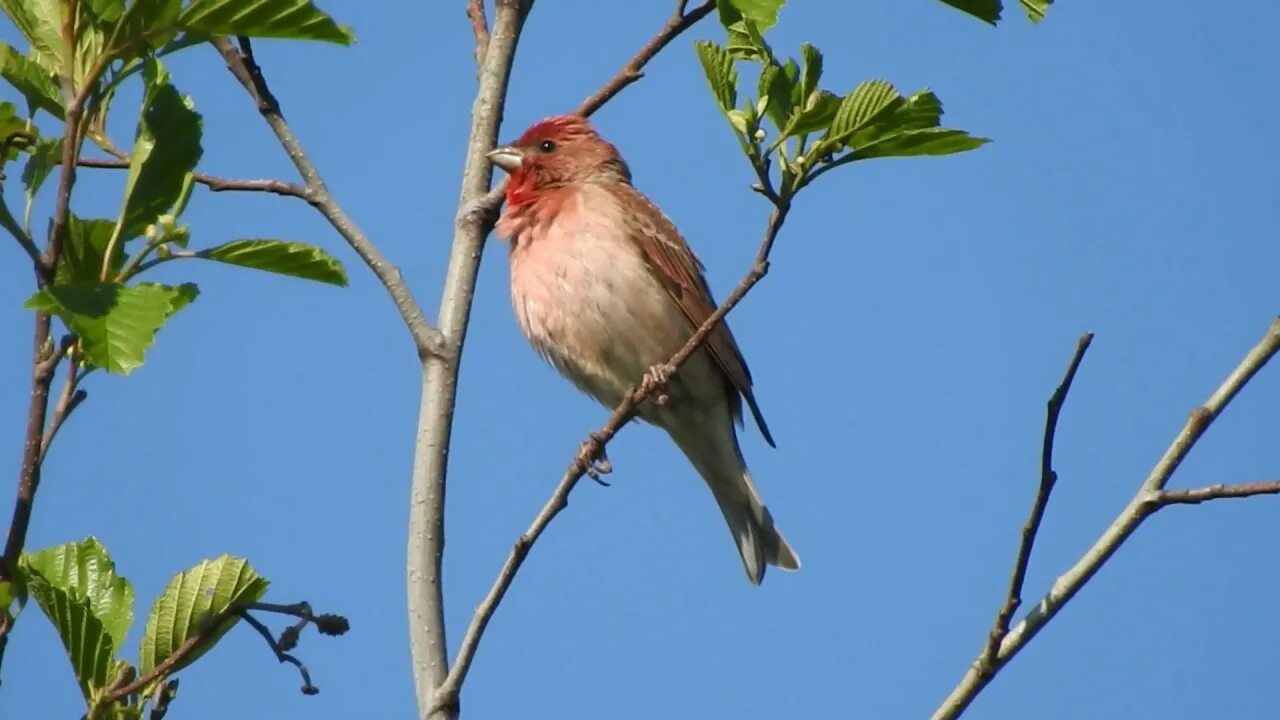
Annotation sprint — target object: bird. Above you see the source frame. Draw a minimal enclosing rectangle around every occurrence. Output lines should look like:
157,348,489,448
487,114,799,585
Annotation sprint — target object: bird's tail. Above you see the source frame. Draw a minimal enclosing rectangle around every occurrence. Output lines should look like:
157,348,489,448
706,469,801,585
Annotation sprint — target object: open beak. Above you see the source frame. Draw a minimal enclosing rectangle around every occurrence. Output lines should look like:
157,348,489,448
486,146,524,173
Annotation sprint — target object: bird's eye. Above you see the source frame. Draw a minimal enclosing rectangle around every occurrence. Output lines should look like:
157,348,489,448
538,139,557,153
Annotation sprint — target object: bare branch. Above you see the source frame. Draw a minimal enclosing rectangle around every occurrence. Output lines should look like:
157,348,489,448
1156,481,1280,506
466,0,490,68
430,204,791,717
573,0,716,118
979,332,1093,672
932,316,1280,720
77,157,307,198
211,37,449,361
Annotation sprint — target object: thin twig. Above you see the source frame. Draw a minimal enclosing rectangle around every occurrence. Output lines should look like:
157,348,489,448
76,157,307,198
237,611,319,695
98,620,214,704
38,348,87,462
211,37,449,360
466,0,490,69
429,204,791,717
931,315,1280,720
979,332,1092,673
573,0,716,118
1155,481,1280,506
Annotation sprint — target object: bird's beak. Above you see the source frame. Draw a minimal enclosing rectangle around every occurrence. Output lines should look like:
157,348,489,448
486,146,524,173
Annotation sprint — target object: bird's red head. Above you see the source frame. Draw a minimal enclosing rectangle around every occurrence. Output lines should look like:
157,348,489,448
487,115,631,207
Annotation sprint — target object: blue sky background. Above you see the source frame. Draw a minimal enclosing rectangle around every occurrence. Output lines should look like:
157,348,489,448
3,1,1279,718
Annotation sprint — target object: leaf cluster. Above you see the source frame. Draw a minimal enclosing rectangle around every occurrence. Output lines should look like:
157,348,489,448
697,0,991,202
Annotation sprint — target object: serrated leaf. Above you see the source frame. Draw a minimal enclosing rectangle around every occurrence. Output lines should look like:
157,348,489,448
0,0,68,76
22,538,134,700
1020,0,1051,22
200,239,348,286
178,0,353,45
139,556,269,682
695,40,738,116
851,127,990,159
115,59,202,246
828,80,901,144
0,43,63,118
24,282,199,375
845,89,945,149
938,0,1002,25
22,136,60,201
57,215,123,285
24,539,134,651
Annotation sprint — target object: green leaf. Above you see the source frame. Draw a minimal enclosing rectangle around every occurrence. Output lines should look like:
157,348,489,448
715,0,772,60
22,538,134,700
695,40,738,116
86,0,125,24
851,127,990,159
787,90,840,136
757,61,795,131
178,0,354,44
0,101,28,159
22,136,60,202
1020,0,1051,22
139,556,269,683
115,60,202,245
24,282,200,375
845,89,945,149
828,79,901,145
938,0,1002,25
0,43,63,118
0,0,68,77
115,0,184,55
798,43,822,103
724,0,785,32
57,215,123,285
199,239,348,286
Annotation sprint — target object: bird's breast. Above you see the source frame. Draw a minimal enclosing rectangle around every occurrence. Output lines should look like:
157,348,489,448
507,195,690,407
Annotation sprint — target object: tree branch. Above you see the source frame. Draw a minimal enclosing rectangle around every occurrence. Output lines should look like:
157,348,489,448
1155,480,1280,506
429,203,791,718
979,332,1092,672
574,0,715,117
412,2,532,717
931,315,1280,720
0,93,90,667
465,0,490,69
76,157,307,198
211,37,448,361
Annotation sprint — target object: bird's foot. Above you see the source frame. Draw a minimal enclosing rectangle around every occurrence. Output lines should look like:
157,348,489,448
643,363,673,406
578,433,613,486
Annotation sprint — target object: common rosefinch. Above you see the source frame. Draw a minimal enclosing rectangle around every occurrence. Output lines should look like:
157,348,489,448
487,115,800,585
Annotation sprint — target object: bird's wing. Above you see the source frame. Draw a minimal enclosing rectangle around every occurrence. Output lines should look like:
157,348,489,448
613,183,775,447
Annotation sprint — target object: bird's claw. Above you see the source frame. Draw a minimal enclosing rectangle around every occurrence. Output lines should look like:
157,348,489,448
643,363,673,406
579,433,613,486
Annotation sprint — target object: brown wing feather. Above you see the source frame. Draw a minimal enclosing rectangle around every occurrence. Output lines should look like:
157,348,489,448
613,183,775,447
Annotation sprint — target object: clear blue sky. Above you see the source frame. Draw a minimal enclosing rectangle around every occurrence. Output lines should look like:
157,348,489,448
3,2,1278,718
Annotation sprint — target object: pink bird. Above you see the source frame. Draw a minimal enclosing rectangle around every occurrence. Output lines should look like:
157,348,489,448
487,115,800,584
